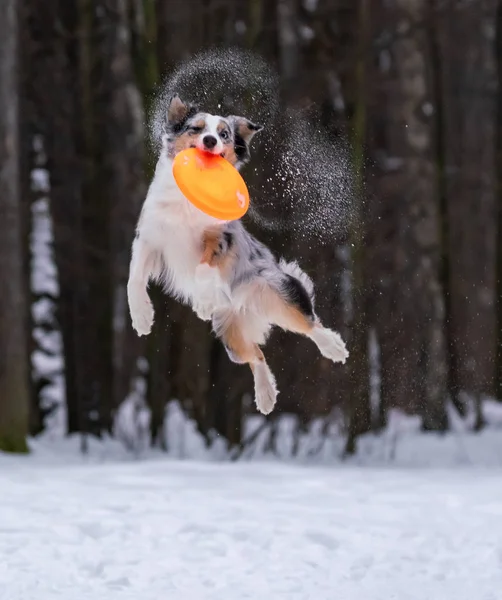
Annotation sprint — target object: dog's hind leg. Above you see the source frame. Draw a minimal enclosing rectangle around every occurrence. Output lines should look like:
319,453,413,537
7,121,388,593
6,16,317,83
215,312,278,415
308,323,349,364
263,286,349,365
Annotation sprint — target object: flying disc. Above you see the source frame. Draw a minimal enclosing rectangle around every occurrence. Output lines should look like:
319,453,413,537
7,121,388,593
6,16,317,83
172,148,250,221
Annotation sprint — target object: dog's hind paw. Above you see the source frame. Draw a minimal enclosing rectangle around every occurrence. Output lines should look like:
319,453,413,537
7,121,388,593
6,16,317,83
310,326,349,364
254,363,278,415
255,388,277,415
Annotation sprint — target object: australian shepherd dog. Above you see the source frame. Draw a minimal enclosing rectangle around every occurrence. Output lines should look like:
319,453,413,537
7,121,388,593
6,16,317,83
127,95,348,415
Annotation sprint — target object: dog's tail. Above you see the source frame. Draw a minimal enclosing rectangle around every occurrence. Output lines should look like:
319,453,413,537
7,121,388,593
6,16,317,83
277,259,316,319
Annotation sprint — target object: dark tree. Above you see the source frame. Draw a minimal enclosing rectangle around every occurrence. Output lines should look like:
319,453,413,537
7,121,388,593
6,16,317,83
0,0,30,453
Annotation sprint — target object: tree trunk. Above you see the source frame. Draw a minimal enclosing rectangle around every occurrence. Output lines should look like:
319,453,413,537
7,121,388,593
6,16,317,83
91,0,147,428
437,0,497,418
494,0,502,402
0,0,30,453
345,0,371,454
155,0,205,74
427,0,464,418
368,0,448,429
25,0,87,435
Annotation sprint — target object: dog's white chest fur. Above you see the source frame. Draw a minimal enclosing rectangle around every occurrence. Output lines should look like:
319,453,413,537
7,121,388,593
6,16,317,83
139,155,227,306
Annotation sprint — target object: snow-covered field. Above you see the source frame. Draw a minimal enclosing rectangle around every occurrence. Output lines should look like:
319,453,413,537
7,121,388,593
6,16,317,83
1,452,501,600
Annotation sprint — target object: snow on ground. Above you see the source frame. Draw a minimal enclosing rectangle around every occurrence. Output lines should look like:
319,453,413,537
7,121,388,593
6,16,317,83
3,371,502,598
1,452,501,600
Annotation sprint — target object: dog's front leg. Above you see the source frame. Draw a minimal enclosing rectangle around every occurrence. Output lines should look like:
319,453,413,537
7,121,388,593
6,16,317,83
127,234,157,336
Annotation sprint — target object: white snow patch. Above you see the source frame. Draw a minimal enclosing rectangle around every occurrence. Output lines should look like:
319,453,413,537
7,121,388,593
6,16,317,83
0,454,501,600
235,20,246,35
32,350,64,377
29,136,66,433
31,167,50,193
303,0,318,11
379,48,391,72
113,366,150,454
299,25,315,41
30,197,59,297
423,101,434,116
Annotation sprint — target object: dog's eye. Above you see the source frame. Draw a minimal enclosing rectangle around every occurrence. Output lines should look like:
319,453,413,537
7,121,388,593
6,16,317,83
220,130,229,141
189,126,203,133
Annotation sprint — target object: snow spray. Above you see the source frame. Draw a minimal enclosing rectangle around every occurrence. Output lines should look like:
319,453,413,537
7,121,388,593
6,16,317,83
150,48,356,243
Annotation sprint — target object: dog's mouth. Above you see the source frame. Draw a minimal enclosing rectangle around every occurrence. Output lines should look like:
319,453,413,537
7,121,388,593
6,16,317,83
189,144,226,160
192,145,225,159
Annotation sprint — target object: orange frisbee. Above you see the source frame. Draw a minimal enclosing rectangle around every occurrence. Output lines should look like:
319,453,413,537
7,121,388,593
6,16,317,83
172,148,250,221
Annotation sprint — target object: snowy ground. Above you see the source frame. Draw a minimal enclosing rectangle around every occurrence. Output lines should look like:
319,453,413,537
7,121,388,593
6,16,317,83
1,456,501,600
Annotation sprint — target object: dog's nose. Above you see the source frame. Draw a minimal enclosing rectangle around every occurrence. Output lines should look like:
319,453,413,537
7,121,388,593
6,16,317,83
203,135,217,150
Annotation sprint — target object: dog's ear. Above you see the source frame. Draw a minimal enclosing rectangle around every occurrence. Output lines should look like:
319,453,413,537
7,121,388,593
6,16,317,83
228,116,264,143
166,94,193,125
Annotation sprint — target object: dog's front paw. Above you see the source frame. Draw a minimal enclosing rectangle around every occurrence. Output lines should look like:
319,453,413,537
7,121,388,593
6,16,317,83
193,301,213,322
130,296,154,336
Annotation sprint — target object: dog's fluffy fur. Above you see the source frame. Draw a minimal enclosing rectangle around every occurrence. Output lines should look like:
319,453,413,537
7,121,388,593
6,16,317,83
127,95,348,415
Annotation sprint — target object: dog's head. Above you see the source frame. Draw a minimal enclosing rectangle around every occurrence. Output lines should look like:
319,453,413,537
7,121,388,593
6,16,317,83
162,95,263,170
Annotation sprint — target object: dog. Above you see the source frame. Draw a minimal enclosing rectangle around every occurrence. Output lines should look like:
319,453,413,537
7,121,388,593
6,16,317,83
127,95,348,415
